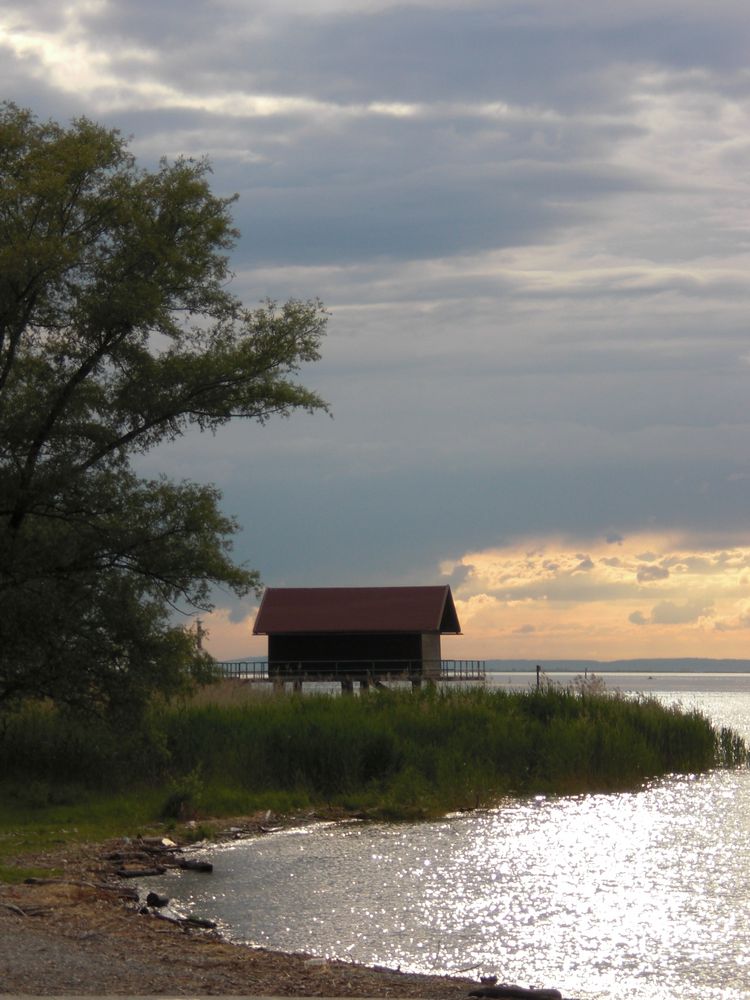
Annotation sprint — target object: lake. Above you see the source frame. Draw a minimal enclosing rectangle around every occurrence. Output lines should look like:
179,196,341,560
155,674,750,1000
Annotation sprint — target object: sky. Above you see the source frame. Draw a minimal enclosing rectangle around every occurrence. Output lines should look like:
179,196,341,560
4,0,750,661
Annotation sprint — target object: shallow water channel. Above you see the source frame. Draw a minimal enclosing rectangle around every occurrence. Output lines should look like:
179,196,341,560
154,682,750,1000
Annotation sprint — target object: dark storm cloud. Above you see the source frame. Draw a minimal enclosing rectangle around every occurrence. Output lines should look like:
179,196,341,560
78,0,238,51
119,105,650,267
182,445,750,586
78,2,750,110
11,1,740,275
219,116,649,266
231,169,579,267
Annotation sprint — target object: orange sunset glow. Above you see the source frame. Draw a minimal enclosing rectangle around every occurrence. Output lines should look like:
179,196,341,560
199,532,750,662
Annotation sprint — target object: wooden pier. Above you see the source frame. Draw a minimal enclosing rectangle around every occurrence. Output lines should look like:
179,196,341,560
217,658,486,690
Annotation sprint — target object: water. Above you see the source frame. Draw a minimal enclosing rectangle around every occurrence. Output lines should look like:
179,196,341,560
156,675,750,1000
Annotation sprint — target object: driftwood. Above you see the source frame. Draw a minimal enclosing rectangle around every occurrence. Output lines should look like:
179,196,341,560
469,986,563,1000
149,908,217,930
145,891,170,908
138,840,182,856
108,851,158,863
184,914,218,929
178,859,213,873
139,836,178,849
107,838,181,866
115,866,166,878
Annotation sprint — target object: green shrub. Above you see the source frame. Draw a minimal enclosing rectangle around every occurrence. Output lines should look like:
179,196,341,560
0,686,745,828
160,766,204,820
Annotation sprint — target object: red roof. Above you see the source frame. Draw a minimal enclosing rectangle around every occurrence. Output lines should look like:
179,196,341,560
253,586,461,635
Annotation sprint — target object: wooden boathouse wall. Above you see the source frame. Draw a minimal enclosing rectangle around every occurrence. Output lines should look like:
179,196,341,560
252,585,462,686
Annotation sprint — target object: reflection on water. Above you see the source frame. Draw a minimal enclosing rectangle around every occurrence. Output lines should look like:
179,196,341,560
157,683,750,1000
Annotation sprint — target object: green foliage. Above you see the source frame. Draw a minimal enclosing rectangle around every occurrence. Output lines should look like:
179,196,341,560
160,765,205,820
0,787,171,871
715,724,747,767
0,688,744,832
0,865,64,883
0,103,328,712
0,701,171,790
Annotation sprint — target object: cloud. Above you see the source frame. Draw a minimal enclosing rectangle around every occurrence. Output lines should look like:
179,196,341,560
714,620,750,632
200,607,265,660
713,600,750,632
440,562,474,590
636,564,671,583
6,1,750,664
649,600,714,625
574,556,594,572
436,532,750,659
629,599,714,626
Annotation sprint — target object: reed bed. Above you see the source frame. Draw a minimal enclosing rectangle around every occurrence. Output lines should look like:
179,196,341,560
0,684,745,829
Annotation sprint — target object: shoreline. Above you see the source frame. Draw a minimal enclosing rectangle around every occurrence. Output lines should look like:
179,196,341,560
0,814,480,997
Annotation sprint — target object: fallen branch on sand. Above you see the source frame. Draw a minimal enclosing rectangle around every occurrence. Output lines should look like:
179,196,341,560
469,985,563,1000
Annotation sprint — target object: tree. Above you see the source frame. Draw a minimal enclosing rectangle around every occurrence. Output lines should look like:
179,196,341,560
0,103,328,713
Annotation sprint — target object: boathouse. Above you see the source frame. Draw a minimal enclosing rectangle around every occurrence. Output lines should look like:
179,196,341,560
252,585,462,687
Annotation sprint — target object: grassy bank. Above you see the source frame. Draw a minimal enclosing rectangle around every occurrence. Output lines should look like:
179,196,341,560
1,684,745,857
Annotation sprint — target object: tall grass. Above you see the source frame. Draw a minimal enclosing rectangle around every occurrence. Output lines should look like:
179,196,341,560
0,685,745,827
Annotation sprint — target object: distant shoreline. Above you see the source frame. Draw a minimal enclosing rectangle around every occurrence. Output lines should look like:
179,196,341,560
224,656,750,674
484,658,750,674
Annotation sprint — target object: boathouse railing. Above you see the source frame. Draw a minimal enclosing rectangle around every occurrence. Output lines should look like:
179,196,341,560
217,658,486,684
